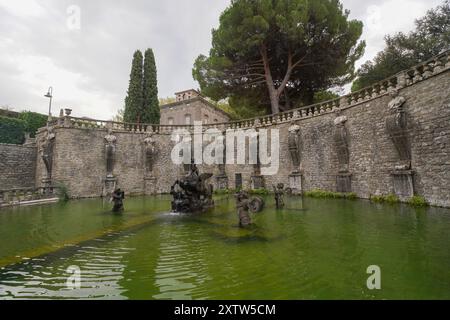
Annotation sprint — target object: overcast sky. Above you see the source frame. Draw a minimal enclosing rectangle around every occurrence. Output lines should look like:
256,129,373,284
0,0,444,120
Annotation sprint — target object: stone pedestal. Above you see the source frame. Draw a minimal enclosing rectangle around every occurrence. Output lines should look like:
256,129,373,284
215,175,228,190
251,175,265,190
144,176,157,195
102,176,117,197
391,170,414,201
336,173,352,193
289,173,303,195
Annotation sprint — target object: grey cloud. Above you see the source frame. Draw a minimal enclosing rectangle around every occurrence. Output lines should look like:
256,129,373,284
0,0,442,119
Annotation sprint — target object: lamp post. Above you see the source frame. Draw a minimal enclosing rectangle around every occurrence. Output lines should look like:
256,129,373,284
44,86,53,119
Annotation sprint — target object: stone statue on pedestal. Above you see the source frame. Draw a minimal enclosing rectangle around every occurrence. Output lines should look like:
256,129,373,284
333,116,350,173
143,134,157,174
40,127,56,179
288,124,302,173
104,129,117,177
386,90,410,169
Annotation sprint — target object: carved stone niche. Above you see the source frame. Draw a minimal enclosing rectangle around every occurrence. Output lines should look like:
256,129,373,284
104,129,117,178
143,134,158,178
386,90,411,169
333,116,352,192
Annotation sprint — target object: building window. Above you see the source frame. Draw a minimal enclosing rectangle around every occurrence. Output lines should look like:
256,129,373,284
185,114,192,125
168,117,174,125
204,114,209,124
214,119,218,123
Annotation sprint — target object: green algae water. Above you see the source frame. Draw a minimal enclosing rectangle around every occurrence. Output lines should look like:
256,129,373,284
0,195,449,300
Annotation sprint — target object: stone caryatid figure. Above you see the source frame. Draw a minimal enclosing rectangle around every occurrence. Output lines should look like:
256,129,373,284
288,124,302,173
143,134,157,174
104,129,117,177
333,116,350,173
40,127,56,179
386,90,410,169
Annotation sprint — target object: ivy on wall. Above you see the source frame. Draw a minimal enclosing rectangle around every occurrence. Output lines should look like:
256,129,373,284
0,116,26,144
18,111,47,138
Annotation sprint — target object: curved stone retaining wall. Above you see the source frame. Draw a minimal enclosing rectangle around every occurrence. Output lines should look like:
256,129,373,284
32,51,450,207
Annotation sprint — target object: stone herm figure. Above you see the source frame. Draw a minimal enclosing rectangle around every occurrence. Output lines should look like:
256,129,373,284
111,188,125,212
288,124,302,172
386,90,410,168
273,183,285,209
333,116,350,173
143,134,157,174
104,129,117,177
40,127,56,179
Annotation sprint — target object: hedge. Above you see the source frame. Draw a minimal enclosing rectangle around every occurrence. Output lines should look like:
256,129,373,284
0,115,26,144
18,111,48,138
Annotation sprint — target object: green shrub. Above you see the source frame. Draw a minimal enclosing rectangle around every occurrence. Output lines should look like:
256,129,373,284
18,111,48,138
303,189,357,200
385,194,400,204
54,182,70,202
370,194,400,204
248,188,270,195
0,115,26,144
408,196,429,207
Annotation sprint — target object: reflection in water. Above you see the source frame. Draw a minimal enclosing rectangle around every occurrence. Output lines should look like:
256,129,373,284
0,195,450,300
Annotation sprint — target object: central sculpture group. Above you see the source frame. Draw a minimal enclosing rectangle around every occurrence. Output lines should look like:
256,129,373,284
170,162,266,226
170,162,215,213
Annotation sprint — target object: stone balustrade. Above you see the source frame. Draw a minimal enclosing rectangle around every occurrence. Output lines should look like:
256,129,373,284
0,187,57,208
44,50,449,134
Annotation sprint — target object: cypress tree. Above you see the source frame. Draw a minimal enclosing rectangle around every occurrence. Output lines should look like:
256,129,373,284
143,48,160,124
124,50,144,123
